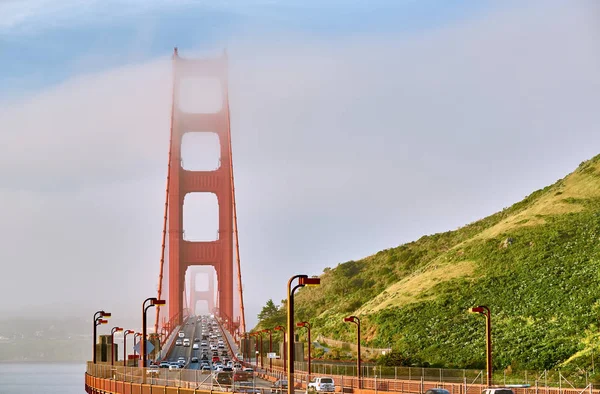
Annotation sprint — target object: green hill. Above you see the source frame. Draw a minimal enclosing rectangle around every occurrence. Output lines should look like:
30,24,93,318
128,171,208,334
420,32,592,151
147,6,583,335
256,154,600,372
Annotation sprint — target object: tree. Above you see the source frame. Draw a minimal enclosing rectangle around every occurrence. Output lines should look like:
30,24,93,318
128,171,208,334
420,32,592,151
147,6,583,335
257,299,279,322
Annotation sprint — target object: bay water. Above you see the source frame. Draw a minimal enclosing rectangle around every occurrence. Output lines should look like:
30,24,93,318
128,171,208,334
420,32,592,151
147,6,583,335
0,363,86,394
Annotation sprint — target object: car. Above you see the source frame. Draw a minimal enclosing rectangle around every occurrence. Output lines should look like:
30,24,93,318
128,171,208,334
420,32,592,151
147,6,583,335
193,343,199,349
191,357,199,363
194,338,200,342
178,331,185,338
482,389,515,394
307,377,335,393
212,356,220,362
272,379,288,394
146,365,160,375
175,339,183,346
425,390,451,394
169,364,180,370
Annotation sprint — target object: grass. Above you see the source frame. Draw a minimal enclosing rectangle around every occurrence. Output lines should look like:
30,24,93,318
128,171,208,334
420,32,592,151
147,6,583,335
357,260,477,314
254,154,600,372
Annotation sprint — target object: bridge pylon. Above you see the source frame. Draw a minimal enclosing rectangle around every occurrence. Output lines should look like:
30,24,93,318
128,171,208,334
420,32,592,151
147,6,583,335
156,48,242,332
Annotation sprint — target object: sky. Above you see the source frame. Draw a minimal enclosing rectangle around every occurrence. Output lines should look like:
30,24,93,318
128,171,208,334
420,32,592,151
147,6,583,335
0,0,599,334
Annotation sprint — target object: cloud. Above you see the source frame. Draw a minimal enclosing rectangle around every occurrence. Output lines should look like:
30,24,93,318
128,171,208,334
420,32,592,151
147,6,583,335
0,0,599,330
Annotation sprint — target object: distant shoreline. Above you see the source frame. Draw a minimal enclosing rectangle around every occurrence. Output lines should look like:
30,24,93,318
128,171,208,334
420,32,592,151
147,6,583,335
0,360,87,364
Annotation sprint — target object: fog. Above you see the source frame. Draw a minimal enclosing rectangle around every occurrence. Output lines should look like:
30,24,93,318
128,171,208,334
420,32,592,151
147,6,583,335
0,0,599,333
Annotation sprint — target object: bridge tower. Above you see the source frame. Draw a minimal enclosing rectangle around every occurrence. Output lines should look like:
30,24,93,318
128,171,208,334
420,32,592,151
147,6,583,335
189,266,216,315
157,48,244,331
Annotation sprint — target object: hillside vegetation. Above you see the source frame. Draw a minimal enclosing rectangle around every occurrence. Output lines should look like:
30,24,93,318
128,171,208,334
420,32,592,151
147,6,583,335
256,154,600,372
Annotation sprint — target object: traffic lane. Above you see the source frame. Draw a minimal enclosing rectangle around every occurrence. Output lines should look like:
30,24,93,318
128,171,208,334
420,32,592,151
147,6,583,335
166,318,197,362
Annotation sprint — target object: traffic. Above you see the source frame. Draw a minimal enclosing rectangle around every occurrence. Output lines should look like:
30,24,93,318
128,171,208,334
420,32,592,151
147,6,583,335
146,314,261,391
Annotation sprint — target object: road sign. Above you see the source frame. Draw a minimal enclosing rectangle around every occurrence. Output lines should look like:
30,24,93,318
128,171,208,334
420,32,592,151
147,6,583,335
267,352,278,359
133,340,155,355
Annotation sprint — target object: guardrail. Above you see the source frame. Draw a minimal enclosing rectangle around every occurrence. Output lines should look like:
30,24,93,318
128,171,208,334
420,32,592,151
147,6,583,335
85,362,272,394
86,361,600,394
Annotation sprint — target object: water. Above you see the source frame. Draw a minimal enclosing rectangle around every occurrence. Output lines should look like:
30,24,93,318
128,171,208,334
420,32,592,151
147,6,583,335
0,363,86,394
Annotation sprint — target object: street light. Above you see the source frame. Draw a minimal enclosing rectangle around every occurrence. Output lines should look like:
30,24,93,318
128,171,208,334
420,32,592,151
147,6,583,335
133,332,142,356
274,325,286,372
250,332,259,366
110,327,123,365
344,316,361,388
123,330,135,366
296,321,312,378
287,275,320,394
243,332,249,363
142,297,166,368
262,328,273,371
470,305,492,387
93,311,111,364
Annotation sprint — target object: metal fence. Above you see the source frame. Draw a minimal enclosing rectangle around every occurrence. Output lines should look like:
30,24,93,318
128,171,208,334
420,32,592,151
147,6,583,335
86,360,600,394
247,358,599,390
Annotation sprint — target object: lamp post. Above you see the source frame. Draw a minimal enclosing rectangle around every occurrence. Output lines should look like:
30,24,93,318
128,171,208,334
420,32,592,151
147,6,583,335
343,316,361,388
142,297,166,368
287,275,320,394
296,321,312,378
274,325,286,372
110,326,123,365
242,332,248,363
123,330,134,366
133,332,142,356
93,311,111,364
258,331,264,368
470,306,492,386
251,332,259,366
262,328,273,371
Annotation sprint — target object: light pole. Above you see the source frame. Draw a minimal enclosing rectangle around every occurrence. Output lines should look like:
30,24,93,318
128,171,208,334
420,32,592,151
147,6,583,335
123,330,134,366
93,311,111,364
296,321,312,378
251,332,259,366
287,275,320,394
111,326,124,366
243,332,249,363
258,331,264,368
344,316,361,388
274,325,286,372
142,297,166,368
470,306,492,387
133,332,142,356
262,328,273,371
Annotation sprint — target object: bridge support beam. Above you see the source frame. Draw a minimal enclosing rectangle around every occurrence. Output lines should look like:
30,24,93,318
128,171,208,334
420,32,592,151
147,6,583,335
167,48,235,326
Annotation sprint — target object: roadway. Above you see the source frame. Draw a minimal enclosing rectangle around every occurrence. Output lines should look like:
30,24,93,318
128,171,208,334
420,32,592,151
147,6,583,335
160,314,281,392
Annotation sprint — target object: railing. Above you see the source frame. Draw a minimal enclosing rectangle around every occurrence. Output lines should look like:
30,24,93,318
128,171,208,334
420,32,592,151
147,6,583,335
247,357,599,390
86,361,600,394
245,361,600,394
86,363,272,393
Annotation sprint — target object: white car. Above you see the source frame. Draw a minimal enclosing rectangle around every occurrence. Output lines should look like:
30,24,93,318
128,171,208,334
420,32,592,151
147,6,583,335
193,343,199,349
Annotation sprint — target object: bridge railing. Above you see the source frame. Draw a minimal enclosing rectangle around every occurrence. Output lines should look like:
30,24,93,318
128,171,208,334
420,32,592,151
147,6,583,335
246,358,599,390
86,362,272,393
244,360,600,394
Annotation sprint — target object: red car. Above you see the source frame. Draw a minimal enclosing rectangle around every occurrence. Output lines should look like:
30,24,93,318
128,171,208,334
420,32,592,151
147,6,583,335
212,356,220,363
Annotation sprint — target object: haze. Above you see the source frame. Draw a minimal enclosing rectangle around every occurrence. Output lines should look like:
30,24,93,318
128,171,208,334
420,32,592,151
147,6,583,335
0,0,599,334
